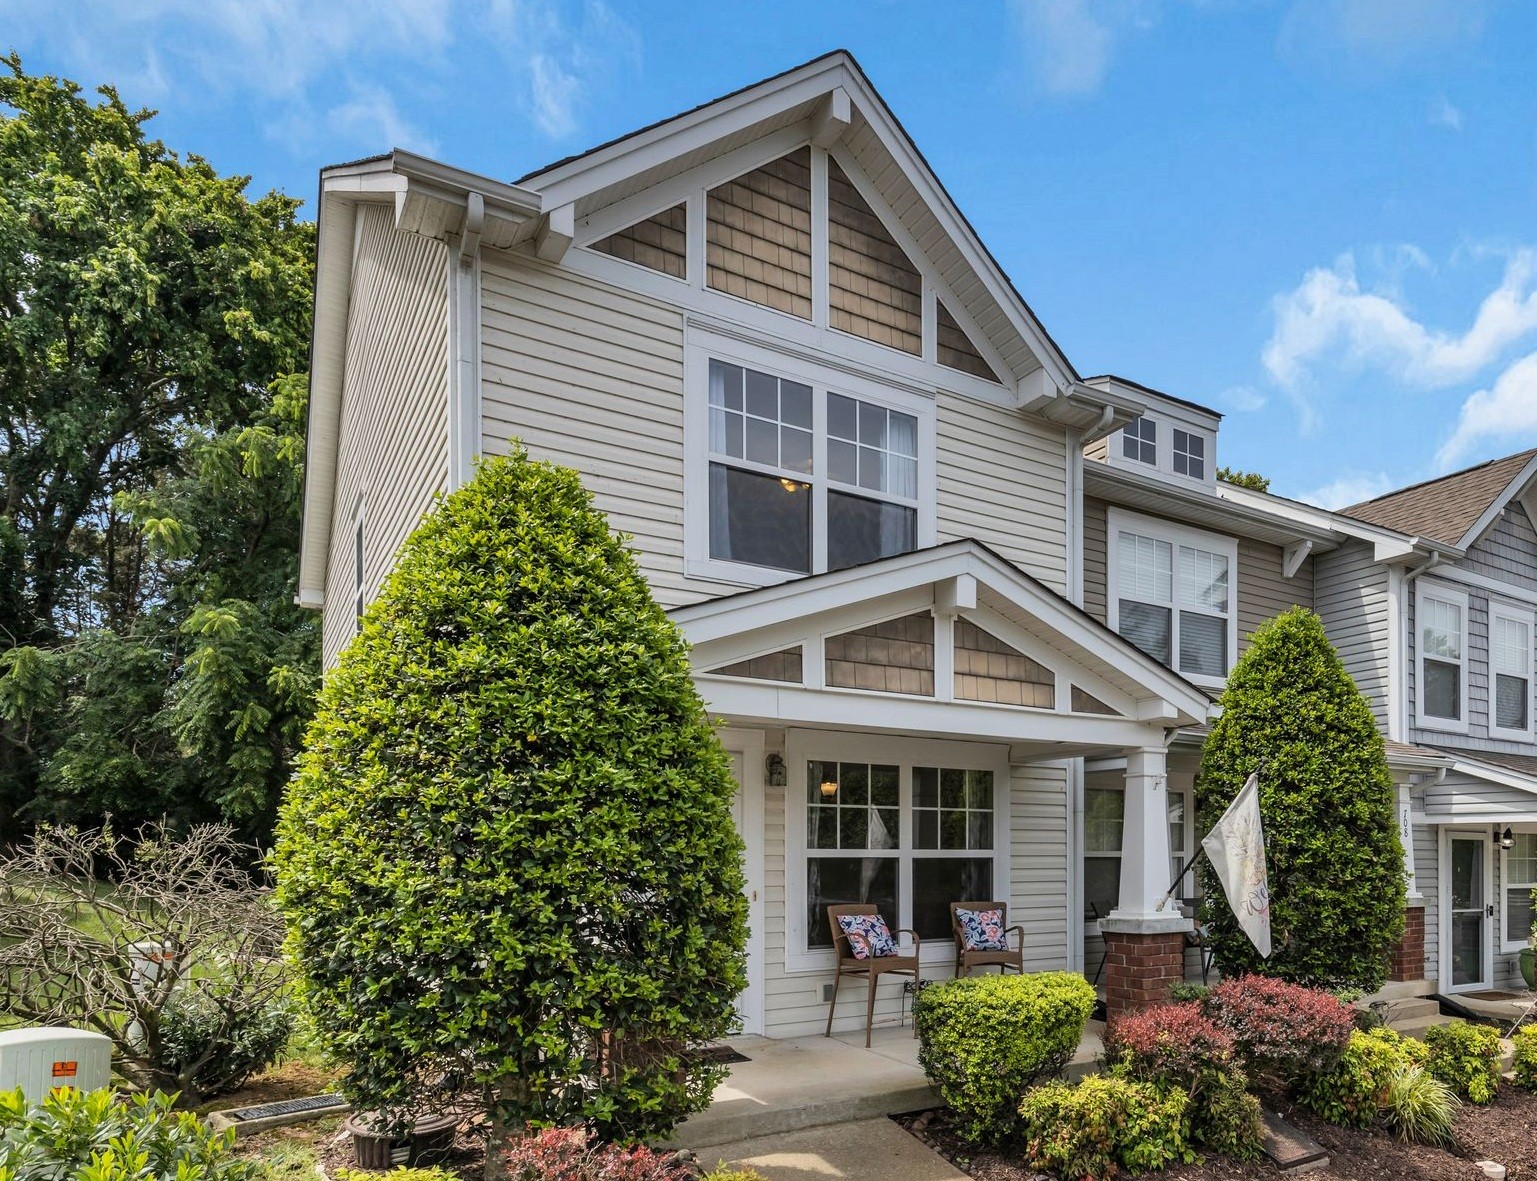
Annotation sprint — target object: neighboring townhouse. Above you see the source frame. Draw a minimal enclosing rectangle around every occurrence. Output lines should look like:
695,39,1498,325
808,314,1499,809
295,50,1529,1040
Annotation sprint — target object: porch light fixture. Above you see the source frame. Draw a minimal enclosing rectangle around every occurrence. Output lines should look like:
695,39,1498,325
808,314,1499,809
820,779,839,798
1499,826,1516,850
765,753,787,788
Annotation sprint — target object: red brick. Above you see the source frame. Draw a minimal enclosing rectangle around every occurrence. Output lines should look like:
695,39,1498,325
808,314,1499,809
1101,930,1189,1020
1389,907,1426,982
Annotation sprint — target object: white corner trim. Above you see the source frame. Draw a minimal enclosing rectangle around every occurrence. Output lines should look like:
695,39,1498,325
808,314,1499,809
446,233,482,493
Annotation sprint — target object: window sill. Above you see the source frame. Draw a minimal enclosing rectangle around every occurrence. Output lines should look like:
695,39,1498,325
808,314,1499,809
1415,715,1471,736
1490,728,1536,745
684,557,807,589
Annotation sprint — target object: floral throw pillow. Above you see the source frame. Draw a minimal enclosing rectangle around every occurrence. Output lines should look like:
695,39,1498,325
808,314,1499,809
837,913,898,959
957,907,1008,951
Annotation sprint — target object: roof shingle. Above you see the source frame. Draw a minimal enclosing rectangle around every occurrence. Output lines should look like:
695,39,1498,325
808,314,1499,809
1340,449,1537,545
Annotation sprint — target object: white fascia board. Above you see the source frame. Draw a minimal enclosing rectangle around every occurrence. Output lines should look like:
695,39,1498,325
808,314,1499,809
1444,756,1537,798
1215,481,1462,562
1456,452,1537,550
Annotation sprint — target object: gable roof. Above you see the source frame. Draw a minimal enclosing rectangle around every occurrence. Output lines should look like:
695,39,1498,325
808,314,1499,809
1341,449,1537,548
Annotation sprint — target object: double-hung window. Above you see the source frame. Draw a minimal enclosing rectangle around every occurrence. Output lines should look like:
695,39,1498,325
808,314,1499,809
1083,780,1192,919
1504,833,1537,952
692,339,932,584
1108,509,1236,687
1491,603,1535,741
1416,584,1468,732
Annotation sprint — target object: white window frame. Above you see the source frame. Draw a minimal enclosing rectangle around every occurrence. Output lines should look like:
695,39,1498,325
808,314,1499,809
1121,416,1157,466
1489,600,1536,742
684,328,937,588
783,729,1010,974
1172,428,1206,480
1500,828,1537,954
1415,581,1470,735
1105,507,1239,690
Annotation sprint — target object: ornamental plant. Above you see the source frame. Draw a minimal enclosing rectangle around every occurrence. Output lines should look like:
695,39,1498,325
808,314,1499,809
499,1127,690,1181
1196,607,1405,990
1019,1075,1192,1178
1381,1067,1459,1145
1512,1024,1537,1089
1204,975,1354,1085
1424,1022,1502,1104
1295,1027,1426,1128
913,971,1096,1145
273,450,749,1164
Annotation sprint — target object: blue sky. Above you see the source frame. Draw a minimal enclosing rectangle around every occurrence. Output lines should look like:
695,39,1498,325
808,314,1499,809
4,0,1535,507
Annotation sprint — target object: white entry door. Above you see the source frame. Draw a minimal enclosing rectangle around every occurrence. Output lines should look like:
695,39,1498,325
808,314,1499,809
725,741,765,1035
1445,831,1493,993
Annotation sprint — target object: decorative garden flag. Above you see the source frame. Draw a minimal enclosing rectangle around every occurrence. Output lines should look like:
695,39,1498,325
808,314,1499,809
1202,772,1272,957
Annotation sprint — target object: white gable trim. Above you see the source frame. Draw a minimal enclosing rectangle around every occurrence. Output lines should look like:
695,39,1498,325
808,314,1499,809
1456,452,1537,550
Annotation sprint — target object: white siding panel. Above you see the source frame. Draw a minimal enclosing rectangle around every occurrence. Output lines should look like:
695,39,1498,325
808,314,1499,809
1315,542,1391,728
478,253,707,610
938,396,1068,592
323,205,449,667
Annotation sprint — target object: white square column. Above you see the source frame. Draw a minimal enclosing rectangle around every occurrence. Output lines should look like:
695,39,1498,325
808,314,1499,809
1105,745,1192,932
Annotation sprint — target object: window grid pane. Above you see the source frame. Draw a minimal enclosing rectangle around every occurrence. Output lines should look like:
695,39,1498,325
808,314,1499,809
1422,597,1462,661
1118,532,1173,603
828,392,919,501
1507,834,1537,945
913,768,994,851
1494,615,1531,676
1172,429,1205,478
1122,417,1156,464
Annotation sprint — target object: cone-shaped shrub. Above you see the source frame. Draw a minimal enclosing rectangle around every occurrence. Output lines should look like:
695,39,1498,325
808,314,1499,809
1196,607,1404,990
273,448,748,1152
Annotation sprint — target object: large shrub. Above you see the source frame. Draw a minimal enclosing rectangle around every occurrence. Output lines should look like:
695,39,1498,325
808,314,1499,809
0,1088,255,1180
0,822,289,1105
1424,1022,1502,1104
1196,608,1405,990
913,972,1095,1144
273,450,748,1153
1204,975,1354,1084
1020,1076,1192,1178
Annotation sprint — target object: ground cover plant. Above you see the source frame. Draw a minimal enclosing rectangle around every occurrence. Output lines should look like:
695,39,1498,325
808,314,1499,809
274,450,748,1171
912,971,1096,1145
1196,608,1404,990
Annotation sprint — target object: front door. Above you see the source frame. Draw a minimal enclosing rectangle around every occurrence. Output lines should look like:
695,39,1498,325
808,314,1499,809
1446,832,1492,992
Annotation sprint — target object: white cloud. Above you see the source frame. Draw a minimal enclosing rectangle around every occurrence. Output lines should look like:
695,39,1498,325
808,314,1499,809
1219,384,1268,412
1298,471,1397,510
529,54,581,139
324,85,438,155
1263,248,1537,396
1007,0,1121,96
1429,95,1464,131
1279,0,1491,68
1436,351,1537,469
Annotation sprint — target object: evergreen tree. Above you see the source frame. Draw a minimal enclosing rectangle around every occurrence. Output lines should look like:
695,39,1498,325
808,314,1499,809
273,450,748,1166
1196,607,1405,990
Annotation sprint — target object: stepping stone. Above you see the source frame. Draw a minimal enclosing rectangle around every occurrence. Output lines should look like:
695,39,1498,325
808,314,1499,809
1260,1109,1330,1174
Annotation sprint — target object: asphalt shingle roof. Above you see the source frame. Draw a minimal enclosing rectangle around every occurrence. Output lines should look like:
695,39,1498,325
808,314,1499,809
1340,449,1537,546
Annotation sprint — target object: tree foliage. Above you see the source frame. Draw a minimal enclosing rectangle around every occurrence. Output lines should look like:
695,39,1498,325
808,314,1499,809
273,450,749,1163
1217,467,1271,493
1196,608,1405,990
0,58,315,839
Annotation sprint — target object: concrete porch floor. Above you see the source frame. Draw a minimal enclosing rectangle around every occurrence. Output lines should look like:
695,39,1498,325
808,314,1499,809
670,1021,1105,1150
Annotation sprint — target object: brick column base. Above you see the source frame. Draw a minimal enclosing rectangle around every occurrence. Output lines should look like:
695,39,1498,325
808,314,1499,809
1102,929,1187,1020
1389,906,1426,982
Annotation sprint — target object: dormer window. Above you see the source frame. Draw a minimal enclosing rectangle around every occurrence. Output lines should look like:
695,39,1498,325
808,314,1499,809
1122,417,1156,465
1173,429,1205,479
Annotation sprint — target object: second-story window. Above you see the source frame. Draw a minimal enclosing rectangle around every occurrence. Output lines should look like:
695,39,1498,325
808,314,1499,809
1492,604,1534,740
1122,416,1157,465
1416,584,1468,731
1108,509,1236,687
699,350,929,581
1172,429,1205,479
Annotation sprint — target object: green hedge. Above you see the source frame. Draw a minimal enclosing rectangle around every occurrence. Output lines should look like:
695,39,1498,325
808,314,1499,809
1295,1027,1425,1127
1424,1022,1502,1105
1512,1025,1537,1090
913,971,1095,1144
1020,1075,1192,1177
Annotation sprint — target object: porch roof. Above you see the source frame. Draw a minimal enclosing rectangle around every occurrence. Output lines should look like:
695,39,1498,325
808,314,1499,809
1422,747,1537,823
671,540,1215,759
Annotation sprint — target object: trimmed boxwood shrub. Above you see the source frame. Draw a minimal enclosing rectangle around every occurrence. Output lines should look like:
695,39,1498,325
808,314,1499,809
1295,1027,1426,1127
1512,1024,1537,1089
1020,1075,1192,1177
913,971,1095,1144
1204,975,1355,1084
273,449,748,1149
1196,608,1405,990
0,1087,254,1180
1424,1021,1502,1104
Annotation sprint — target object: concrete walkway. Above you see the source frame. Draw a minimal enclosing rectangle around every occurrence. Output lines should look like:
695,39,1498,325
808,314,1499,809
701,1117,967,1181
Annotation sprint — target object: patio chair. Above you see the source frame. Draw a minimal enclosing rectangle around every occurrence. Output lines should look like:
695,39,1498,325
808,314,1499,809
950,901,1025,978
824,904,920,1048
1185,920,1216,985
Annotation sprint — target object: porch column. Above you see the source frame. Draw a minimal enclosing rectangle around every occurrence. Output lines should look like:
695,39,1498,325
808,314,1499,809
1099,745,1193,1019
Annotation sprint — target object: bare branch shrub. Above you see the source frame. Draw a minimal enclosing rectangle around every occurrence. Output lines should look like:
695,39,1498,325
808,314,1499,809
0,822,292,1104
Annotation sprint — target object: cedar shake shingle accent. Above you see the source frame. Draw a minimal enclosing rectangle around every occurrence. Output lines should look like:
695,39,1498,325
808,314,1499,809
706,148,812,319
827,158,922,355
937,299,1001,383
1070,686,1119,716
1341,448,1537,545
826,612,934,695
953,618,1054,708
710,647,804,683
590,202,687,278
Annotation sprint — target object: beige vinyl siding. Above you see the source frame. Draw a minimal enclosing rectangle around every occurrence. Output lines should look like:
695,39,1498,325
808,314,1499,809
323,205,448,668
1083,496,1109,623
760,756,1071,1039
937,395,1068,593
706,148,812,319
589,202,687,278
1414,816,1438,986
1316,541,1392,729
1083,437,1109,463
479,253,711,610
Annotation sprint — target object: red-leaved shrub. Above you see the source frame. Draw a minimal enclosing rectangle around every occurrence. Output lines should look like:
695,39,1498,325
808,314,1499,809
502,1127,689,1181
1105,1002,1238,1087
1204,976,1354,1083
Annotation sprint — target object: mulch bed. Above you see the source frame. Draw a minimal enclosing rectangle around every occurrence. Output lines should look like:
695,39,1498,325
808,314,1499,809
900,1086,1537,1179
